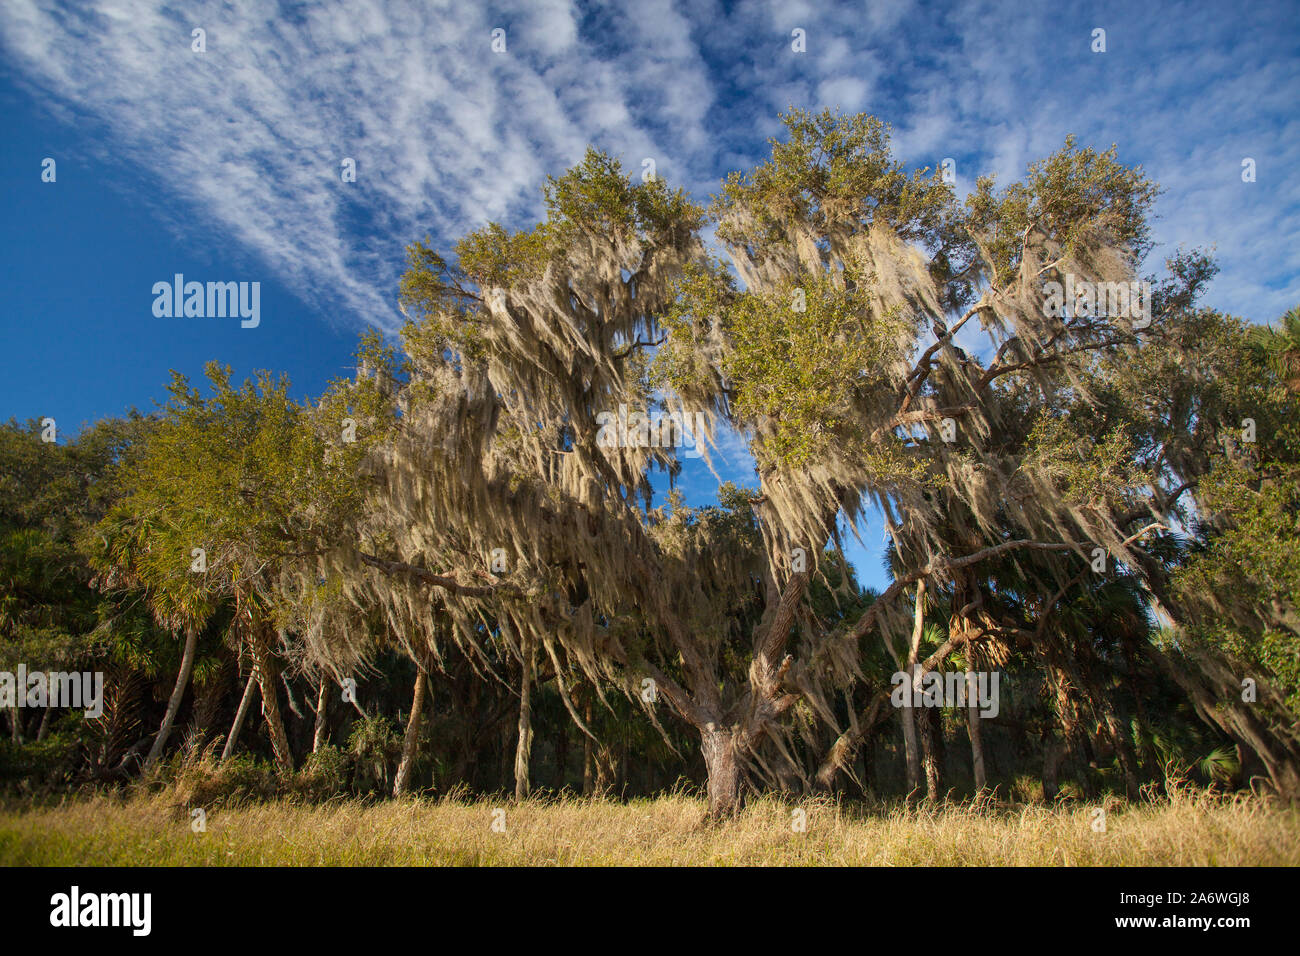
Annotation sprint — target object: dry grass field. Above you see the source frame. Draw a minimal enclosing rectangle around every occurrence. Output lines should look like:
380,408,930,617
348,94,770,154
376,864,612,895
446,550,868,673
1,786,1297,866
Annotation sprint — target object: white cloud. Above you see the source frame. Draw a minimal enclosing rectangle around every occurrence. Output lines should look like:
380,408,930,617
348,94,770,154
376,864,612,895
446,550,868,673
2,0,1295,335
816,75,871,112
0,0,716,331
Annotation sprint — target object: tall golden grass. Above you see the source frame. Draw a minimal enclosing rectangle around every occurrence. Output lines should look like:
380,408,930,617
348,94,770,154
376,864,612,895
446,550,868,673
1,787,1296,866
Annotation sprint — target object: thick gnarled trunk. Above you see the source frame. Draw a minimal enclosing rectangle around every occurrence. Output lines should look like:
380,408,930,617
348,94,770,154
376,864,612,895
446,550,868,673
702,727,742,816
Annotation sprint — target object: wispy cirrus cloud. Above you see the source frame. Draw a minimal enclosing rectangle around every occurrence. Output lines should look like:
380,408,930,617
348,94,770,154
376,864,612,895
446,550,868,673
4,0,1296,586
2,0,1295,338
0,0,715,330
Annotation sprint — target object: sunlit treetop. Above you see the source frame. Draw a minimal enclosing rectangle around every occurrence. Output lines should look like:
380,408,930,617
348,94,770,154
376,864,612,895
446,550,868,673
964,135,1161,289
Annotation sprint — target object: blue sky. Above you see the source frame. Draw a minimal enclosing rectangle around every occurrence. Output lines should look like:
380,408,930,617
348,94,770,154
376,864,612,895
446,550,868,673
2,0,1298,592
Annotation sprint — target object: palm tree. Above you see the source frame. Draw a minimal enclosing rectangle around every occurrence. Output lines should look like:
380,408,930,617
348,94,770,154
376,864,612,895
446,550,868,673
1248,306,1300,395
90,513,216,774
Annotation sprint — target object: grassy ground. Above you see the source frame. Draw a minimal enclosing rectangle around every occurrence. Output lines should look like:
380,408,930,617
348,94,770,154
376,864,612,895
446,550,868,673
2,787,1297,866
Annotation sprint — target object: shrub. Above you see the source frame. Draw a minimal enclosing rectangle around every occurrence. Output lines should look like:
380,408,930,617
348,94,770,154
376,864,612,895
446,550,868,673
347,716,401,794
0,733,79,793
292,745,350,801
167,752,279,809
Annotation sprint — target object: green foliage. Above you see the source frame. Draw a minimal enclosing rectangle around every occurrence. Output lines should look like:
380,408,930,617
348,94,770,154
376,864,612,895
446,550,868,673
347,715,402,794
295,744,350,800
399,147,703,363
88,356,394,638
0,415,162,674
714,109,955,250
0,732,78,792
662,263,913,468
965,135,1160,287
1020,415,1138,514
165,752,280,808
2,112,1298,810
1248,306,1300,395
1176,457,1300,709
1162,303,1300,711
543,147,703,243
1198,745,1240,786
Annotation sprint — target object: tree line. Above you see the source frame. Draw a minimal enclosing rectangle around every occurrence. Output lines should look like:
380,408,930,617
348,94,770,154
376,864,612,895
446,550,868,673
3,110,1298,814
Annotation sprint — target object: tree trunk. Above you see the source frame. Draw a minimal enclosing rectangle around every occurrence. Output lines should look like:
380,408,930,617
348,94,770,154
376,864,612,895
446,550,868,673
143,626,199,773
902,581,927,801
919,704,941,800
312,678,329,753
582,695,594,797
1043,736,1065,801
594,743,615,796
8,706,20,744
619,725,629,796
1037,645,1097,798
555,709,569,790
967,672,987,793
221,672,258,761
513,636,535,800
250,627,293,773
281,673,304,721
36,706,52,742
701,727,742,816
900,687,922,794
1098,704,1143,799
394,667,428,796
